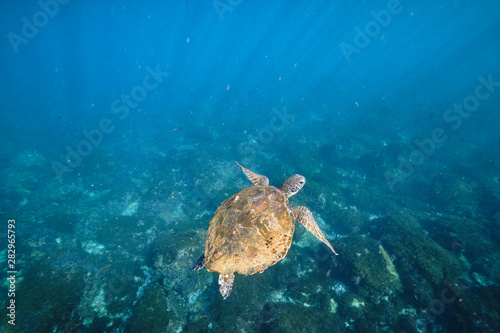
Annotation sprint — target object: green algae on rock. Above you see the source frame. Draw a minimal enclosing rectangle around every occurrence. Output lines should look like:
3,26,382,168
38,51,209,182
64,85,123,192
338,235,403,295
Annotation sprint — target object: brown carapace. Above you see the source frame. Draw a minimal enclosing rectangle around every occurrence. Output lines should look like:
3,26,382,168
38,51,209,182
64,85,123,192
193,162,338,299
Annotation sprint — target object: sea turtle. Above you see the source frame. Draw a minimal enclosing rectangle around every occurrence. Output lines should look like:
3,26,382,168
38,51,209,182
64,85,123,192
192,162,338,299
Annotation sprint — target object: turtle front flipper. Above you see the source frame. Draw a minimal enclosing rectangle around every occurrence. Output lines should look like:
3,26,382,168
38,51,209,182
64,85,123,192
294,206,338,255
218,273,235,299
192,254,205,271
236,162,269,186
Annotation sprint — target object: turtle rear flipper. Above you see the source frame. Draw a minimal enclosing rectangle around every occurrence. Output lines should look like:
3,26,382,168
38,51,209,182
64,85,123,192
193,254,205,271
294,206,338,255
218,273,235,299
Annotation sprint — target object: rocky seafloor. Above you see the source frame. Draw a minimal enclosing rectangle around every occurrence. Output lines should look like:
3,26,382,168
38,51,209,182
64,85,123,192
1,128,499,333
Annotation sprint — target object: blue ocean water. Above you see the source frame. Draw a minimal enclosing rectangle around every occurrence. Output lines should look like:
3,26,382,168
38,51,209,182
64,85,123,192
1,0,499,332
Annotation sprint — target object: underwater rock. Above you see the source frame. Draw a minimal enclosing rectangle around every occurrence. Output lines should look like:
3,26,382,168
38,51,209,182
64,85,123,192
261,303,346,332
430,174,479,211
75,253,148,331
125,284,171,332
0,150,48,200
6,247,87,331
49,179,85,202
82,240,105,255
121,201,139,216
149,229,212,331
319,135,359,166
477,187,500,221
95,215,156,255
338,235,403,295
423,214,492,262
381,213,466,285
372,210,471,322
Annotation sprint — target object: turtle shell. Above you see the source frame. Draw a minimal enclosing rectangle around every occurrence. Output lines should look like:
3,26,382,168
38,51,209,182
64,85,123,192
204,185,295,275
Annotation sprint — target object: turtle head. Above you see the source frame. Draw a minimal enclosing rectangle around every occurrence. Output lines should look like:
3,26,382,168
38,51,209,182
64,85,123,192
278,174,306,198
